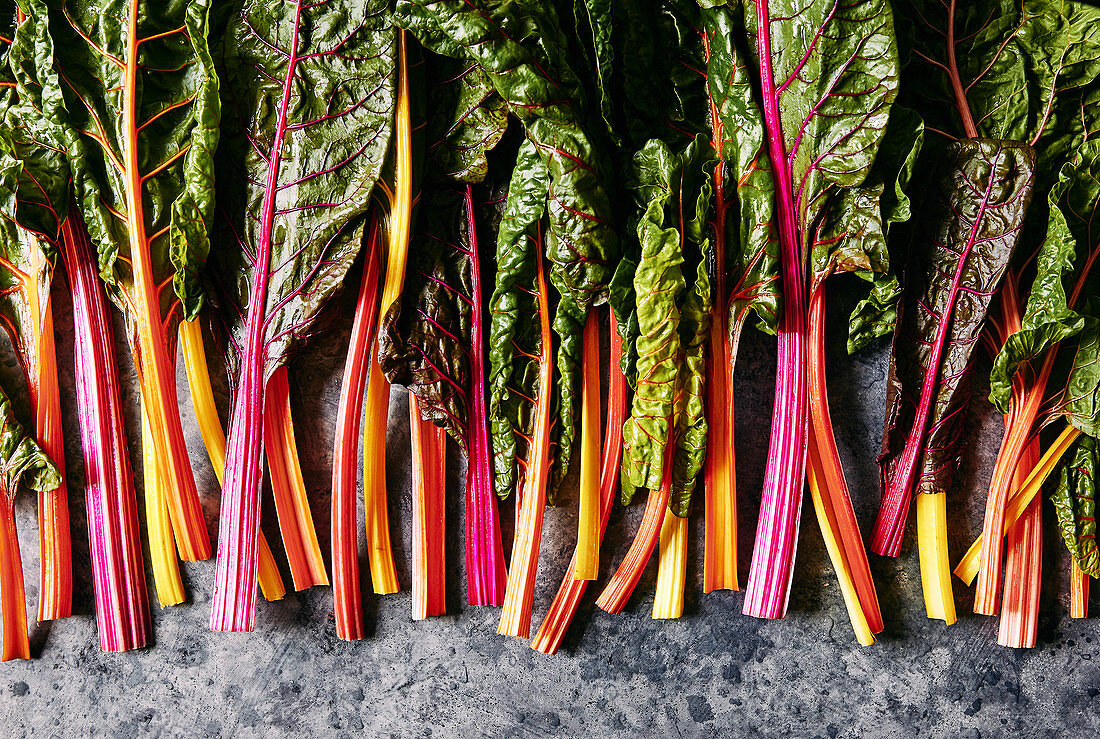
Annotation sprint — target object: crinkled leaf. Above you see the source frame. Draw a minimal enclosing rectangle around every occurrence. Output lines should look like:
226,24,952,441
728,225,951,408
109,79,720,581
1064,310,1100,437
424,53,508,184
899,1,1100,147
879,139,1034,497
620,135,714,504
488,139,549,501
1052,434,1099,577
0,379,60,498
990,138,1100,410
210,0,395,377
42,0,220,327
671,256,710,517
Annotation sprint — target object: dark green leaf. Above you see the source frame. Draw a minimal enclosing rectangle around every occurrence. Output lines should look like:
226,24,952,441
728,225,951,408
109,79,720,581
1052,434,1098,577
879,139,1035,497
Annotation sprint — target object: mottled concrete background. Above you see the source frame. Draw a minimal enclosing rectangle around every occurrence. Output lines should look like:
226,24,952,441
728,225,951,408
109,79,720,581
0,273,1095,738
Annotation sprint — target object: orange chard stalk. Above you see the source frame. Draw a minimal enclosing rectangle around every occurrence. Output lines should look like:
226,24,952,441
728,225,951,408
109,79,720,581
574,311,602,580
531,311,627,654
1071,558,1089,619
0,493,28,661
361,30,413,595
806,288,883,635
25,243,71,621
596,428,676,615
332,216,383,640
411,395,447,620
498,239,554,639
974,273,1051,615
956,423,1083,584
701,30,737,593
264,367,328,590
113,4,209,562
997,437,1042,648
177,318,285,602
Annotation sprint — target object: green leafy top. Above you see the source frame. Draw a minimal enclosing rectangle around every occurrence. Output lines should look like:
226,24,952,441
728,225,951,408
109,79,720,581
43,0,220,328
210,0,395,378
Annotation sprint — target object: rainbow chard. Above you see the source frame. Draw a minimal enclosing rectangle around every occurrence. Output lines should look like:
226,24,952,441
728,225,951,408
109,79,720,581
6,5,150,650
0,10,71,623
698,2,780,595
600,135,714,615
378,52,508,606
874,141,1033,555
394,0,618,502
894,0,1100,619
722,0,899,620
41,0,221,564
487,139,553,638
206,0,395,632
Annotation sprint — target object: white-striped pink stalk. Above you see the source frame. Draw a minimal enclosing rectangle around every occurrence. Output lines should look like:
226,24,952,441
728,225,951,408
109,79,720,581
61,210,149,651
463,185,506,606
742,0,810,620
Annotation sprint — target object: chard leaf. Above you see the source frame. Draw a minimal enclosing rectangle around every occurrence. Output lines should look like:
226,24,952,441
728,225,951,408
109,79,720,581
424,54,508,184
210,0,394,379
812,105,924,352
879,139,1035,498
0,380,60,497
620,135,714,504
698,2,778,341
990,137,1100,409
899,1,1100,146
394,0,618,499
1052,434,1098,577
488,139,550,501
1064,310,1100,437
207,0,395,629
671,255,711,516
3,2,71,253
42,0,219,326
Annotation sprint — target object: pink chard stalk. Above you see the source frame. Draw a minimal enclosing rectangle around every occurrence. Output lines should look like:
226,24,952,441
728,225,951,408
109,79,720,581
62,211,150,651
741,0,900,619
211,0,397,631
464,184,506,606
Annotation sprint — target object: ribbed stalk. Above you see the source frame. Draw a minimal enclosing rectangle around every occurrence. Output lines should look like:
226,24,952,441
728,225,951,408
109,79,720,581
264,367,328,590
652,513,687,620
178,319,285,602
62,211,149,652
997,439,1042,648
464,185,505,606
744,0,810,619
141,403,185,607
361,30,413,595
497,248,554,639
530,313,626,654
332,217,382,640
575,311,602,580
27,243,71,622
410,395,446,620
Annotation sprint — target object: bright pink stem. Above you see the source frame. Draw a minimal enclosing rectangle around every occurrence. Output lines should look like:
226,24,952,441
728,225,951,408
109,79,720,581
870,149,1004,558
464,185,506,606
743,0,810,620
211,2,305,632
61,210,149,651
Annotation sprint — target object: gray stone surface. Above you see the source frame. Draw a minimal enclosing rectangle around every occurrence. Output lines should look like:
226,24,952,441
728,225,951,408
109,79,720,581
0,275,1095,738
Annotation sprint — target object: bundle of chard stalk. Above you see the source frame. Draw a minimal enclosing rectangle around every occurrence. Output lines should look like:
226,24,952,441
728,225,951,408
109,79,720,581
0,0,1097,661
